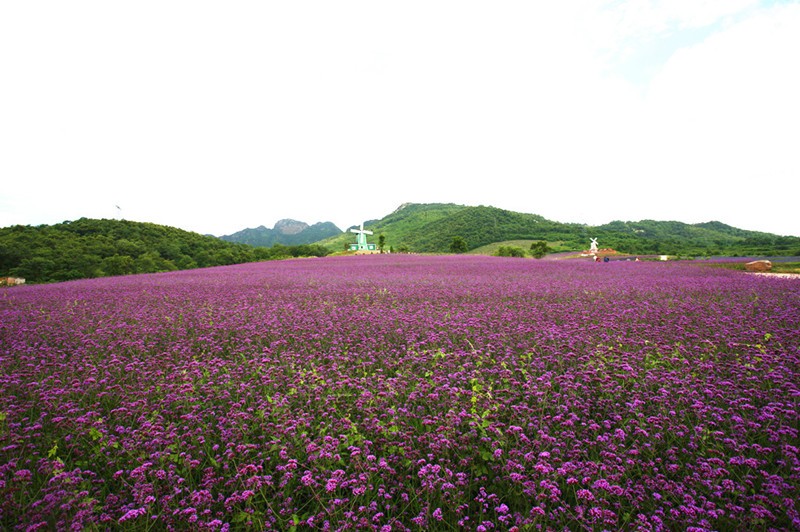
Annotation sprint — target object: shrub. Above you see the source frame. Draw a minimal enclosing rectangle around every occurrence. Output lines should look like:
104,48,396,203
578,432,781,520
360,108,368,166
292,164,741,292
496,245,526,257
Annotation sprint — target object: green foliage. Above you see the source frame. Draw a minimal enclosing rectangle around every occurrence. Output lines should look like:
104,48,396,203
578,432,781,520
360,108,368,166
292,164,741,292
0,218,331,283
495,246,526,258
449,236,468,253
378,234,386,253
316,203,464,253
529,240,552,258
264,244,330,259
710,261,800,274
315,203,800,256
418,206,565,252
774,262,800,274
102,254,135,276
590,219,800,256
469,240,569,255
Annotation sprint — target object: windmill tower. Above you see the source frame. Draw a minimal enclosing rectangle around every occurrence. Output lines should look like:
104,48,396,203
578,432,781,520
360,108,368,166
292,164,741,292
348,223,376,252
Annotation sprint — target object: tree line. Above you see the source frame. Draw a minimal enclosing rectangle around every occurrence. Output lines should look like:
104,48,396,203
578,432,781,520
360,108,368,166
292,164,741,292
0,218,330,284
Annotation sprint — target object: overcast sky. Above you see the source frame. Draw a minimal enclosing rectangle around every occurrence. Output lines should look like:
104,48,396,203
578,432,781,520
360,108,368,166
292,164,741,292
2,1,798,237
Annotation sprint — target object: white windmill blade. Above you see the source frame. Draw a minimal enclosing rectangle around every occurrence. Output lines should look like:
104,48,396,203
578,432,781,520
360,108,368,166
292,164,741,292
363,230,373,235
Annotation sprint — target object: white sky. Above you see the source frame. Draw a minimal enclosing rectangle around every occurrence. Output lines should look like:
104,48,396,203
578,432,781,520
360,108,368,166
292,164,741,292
1,1,799,237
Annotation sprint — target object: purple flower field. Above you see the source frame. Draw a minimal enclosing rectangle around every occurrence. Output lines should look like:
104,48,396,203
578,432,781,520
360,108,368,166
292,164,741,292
1,255,799,531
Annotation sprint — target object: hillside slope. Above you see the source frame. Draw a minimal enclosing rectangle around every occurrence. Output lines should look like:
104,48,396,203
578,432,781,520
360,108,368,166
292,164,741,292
0,218,330,283
318,203,800,256
318,203,466,252
593,219,800,256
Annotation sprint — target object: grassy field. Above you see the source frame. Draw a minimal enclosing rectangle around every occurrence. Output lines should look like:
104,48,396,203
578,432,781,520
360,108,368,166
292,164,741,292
467,240,574,255
710,261,800,274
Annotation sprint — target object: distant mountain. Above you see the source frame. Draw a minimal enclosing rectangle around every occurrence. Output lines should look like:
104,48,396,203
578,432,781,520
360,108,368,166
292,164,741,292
315,203,800,256
220,219,342,247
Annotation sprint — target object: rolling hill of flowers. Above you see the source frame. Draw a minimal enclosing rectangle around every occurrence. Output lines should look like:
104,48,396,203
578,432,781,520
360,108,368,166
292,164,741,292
1,255,798,530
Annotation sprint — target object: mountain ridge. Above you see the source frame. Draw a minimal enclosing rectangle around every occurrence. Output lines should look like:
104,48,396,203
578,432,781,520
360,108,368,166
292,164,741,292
4,204,796,285
219,219,342,247
310,203,800,256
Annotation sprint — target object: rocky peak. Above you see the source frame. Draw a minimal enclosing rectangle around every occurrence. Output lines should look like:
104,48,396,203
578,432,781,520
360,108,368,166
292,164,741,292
273,219,309,235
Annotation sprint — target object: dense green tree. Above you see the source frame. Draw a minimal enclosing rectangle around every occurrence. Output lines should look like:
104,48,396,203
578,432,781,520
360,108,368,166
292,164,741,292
103,255,136,276
449,236,468,253
529,241,552,259
134,252,159,273
496,246,526,258
174,255,198,270
13,257,56,282
66,253,103,278
115,238,145,257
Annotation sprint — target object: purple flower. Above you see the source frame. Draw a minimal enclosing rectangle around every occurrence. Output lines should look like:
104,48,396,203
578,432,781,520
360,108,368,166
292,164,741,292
118,507,146,523
3,255,799,530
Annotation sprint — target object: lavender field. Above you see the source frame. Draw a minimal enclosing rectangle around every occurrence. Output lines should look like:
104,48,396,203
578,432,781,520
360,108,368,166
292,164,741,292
1,255,799,531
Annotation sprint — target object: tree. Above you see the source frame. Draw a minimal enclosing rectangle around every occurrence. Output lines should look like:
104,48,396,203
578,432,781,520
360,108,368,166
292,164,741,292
496,246,526,258
449,236,468,253
378,234,386,253
102,255,135,276
13,257,56,282
529,241,552,259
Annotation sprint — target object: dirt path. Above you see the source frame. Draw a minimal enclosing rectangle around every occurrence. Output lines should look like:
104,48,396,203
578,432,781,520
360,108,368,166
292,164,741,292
750,272,800,279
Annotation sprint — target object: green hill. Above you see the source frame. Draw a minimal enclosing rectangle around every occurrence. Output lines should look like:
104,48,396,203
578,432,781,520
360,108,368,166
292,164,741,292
319,203,467,252
0,218,330,284
318,203,800,256
592,219,800,256
5,206,798,284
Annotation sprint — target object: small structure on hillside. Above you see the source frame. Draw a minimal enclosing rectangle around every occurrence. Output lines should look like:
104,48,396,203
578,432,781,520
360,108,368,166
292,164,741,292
349,223,377,252
0,277,26,287
579,237,619,260
581,237,601,258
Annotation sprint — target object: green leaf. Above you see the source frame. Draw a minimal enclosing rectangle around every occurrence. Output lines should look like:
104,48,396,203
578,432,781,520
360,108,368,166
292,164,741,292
89,426,103,441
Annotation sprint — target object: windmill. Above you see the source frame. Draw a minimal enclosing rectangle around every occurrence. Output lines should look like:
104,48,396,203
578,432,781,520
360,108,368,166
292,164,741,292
349,223,376,251
589,238,599,253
